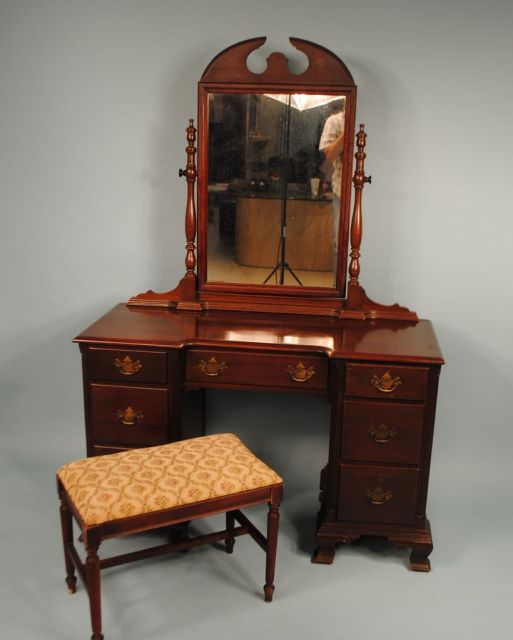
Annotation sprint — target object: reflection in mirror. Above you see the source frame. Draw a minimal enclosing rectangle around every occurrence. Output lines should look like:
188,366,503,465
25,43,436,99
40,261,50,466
206,93,345,288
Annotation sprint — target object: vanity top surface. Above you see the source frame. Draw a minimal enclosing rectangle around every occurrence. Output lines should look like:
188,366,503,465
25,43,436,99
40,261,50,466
75,304,444,364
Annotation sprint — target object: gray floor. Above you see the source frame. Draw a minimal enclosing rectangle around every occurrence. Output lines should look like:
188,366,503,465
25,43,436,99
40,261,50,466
1,389,511,640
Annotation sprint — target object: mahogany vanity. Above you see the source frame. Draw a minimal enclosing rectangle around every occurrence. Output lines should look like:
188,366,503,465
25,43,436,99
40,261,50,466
75,38,443,570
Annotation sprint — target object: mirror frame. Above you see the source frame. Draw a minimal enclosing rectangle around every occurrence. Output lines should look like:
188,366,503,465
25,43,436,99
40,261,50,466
197,37,357,308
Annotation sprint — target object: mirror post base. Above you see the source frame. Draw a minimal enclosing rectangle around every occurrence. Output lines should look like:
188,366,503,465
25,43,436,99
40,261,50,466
128,273,202,310
343,282,418,321
127,279,417,321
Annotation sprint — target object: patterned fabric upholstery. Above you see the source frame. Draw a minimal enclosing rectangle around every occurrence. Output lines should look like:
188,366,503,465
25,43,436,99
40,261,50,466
58,434,282,526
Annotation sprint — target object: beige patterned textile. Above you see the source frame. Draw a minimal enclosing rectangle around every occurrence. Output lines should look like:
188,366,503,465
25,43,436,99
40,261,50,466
58,434,282,526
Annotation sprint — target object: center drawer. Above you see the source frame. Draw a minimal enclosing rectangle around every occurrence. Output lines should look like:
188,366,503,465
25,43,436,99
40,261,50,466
186,348,328,390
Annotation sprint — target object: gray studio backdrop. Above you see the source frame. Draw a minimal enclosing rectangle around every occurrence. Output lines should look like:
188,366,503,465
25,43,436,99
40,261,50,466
1,1,512,639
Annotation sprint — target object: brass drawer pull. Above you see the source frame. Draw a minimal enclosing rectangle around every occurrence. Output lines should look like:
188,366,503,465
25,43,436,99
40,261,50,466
117,406,143,426
287,362,315,383
198,357,226,377
365,486,393,505
369,423,397,444
114,355,143,376
371,371,402,393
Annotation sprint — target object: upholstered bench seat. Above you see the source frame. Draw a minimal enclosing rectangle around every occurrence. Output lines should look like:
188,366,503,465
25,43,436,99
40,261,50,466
58,433,282,525
57,433,283,640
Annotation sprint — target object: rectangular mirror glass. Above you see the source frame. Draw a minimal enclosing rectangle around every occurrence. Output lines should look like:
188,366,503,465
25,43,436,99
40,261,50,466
206,92,346,288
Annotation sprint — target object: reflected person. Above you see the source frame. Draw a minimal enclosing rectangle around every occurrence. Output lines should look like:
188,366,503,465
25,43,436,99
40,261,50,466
319,108,344,278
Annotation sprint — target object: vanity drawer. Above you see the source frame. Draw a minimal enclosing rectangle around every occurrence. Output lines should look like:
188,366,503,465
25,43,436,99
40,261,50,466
341,400,424,465
337,463,419,525
186,348,328,390
345,363,429,401
90,384,168,447
88,347,168,384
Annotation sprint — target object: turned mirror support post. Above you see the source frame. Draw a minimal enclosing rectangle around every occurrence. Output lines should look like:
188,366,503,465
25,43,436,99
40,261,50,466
176,119,201,309
348,124,371,287
345,123,372,315
179,119,198,277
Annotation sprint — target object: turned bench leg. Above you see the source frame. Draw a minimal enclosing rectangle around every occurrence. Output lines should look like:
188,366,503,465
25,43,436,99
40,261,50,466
86,543,103,640
264,499,280,602
59,497,77,594
225,510,236,554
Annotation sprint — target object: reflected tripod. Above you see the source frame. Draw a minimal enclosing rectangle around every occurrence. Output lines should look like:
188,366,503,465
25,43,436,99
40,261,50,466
263,97,302,286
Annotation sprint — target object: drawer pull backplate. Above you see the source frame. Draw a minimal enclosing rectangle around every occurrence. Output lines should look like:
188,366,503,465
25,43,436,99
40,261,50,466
365,486,393,505
287,362,315,383
117,406,144,426
371,371,402,393
369,423,397,444
114,356,143,376
198,357,226,377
